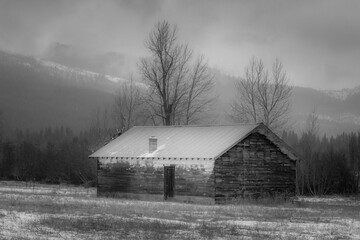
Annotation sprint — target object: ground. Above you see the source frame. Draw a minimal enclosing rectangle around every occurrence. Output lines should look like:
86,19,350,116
0,181,360,239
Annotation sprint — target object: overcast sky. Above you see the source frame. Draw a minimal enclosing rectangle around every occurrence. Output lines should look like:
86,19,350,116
0,0,359,89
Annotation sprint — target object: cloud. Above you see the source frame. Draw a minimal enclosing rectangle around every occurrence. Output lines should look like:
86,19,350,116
0,0,78,54
0,0,359,89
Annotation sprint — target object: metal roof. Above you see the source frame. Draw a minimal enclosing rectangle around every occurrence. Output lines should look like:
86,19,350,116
89,124,261,160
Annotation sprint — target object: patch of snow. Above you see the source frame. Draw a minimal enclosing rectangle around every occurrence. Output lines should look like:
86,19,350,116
322,86,360,101
40,59,126,83
137,216,197,227
0,210,40,239
218,218,360,239
110,151,118,156
105,75,127,83
0,184,95,197
138,144,166,158
297,196,360,206
99,157,215,172
222,220,260,227
316,113,360,125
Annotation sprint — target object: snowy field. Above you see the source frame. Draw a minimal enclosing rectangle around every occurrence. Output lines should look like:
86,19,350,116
0,181,360,239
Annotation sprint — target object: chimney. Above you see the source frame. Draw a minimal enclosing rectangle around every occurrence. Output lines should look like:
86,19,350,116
149,136,157,153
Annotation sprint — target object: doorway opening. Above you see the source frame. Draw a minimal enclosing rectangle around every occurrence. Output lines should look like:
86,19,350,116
164,165,175,199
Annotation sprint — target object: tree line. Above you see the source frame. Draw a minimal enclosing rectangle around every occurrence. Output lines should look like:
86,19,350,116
0,126,96,185
1,122,359,195
282,128,360,195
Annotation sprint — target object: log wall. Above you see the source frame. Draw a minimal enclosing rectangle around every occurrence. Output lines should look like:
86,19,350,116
214,132,296,204
97,158,214,198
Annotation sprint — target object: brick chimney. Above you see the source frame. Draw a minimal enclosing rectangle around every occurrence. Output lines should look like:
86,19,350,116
149,136,157,153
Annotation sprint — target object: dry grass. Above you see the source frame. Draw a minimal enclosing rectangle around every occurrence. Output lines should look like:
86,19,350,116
0,181,360,239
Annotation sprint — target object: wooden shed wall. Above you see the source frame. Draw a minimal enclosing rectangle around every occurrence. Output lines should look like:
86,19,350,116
214,132,296,204
97,159,214,198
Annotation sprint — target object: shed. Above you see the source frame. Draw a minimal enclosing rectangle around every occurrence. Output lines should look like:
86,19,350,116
89,123,299,203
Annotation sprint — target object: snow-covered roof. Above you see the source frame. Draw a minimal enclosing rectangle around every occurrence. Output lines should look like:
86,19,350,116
89,123,298,161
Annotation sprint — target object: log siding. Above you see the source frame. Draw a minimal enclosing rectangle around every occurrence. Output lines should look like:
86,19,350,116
97,159,214,197
214,132,296,204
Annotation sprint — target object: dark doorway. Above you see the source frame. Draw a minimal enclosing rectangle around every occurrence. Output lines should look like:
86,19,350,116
164,165,175,199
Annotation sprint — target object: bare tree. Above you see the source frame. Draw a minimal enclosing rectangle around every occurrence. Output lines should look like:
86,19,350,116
298,108,320,195
178,55,215,124
139,20,214,125
112,76,143,132
298,108,331,195
305,107,320,136
231,57,292,132
88,107,113,151
349,132,360,193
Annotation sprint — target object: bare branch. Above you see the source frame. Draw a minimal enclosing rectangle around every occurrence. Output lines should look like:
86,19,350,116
231,57,293,132
139,20,214,125
112,76,144,132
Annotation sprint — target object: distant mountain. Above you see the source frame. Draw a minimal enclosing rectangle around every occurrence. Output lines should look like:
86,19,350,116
0,49,120,133
321,86,360,101
0,49,359,136
43,42,137,78
213,72,360,136
291,86,360,135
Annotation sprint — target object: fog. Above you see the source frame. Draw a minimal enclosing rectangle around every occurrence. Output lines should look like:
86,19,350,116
1,0,359,89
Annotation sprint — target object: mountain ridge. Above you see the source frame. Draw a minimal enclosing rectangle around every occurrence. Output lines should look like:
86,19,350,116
0,49,117,133
0,49,359,136
320,86,360,101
